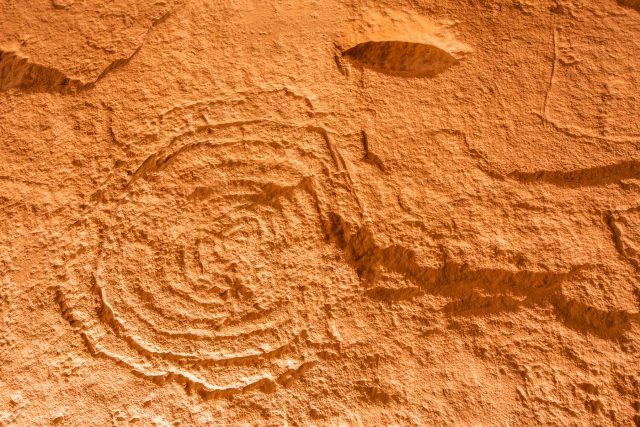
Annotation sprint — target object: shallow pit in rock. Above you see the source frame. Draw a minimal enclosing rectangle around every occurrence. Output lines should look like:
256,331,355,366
342,40,459,78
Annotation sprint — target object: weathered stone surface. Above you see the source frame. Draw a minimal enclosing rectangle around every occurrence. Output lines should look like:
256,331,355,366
1,1,639,425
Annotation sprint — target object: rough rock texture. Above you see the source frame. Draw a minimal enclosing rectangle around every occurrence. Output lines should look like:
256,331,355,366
1,0,640,425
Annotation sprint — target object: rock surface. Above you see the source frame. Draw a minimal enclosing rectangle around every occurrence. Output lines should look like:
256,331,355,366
1,1,640,425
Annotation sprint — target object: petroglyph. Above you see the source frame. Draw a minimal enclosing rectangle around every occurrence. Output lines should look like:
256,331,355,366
4,2,640,424
56,88,359,398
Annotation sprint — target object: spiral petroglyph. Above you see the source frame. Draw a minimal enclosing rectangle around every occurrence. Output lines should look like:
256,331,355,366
5,1,640,424
56,88,358,398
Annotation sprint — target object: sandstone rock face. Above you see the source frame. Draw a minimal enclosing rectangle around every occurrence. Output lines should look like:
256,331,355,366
1,1,640,425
